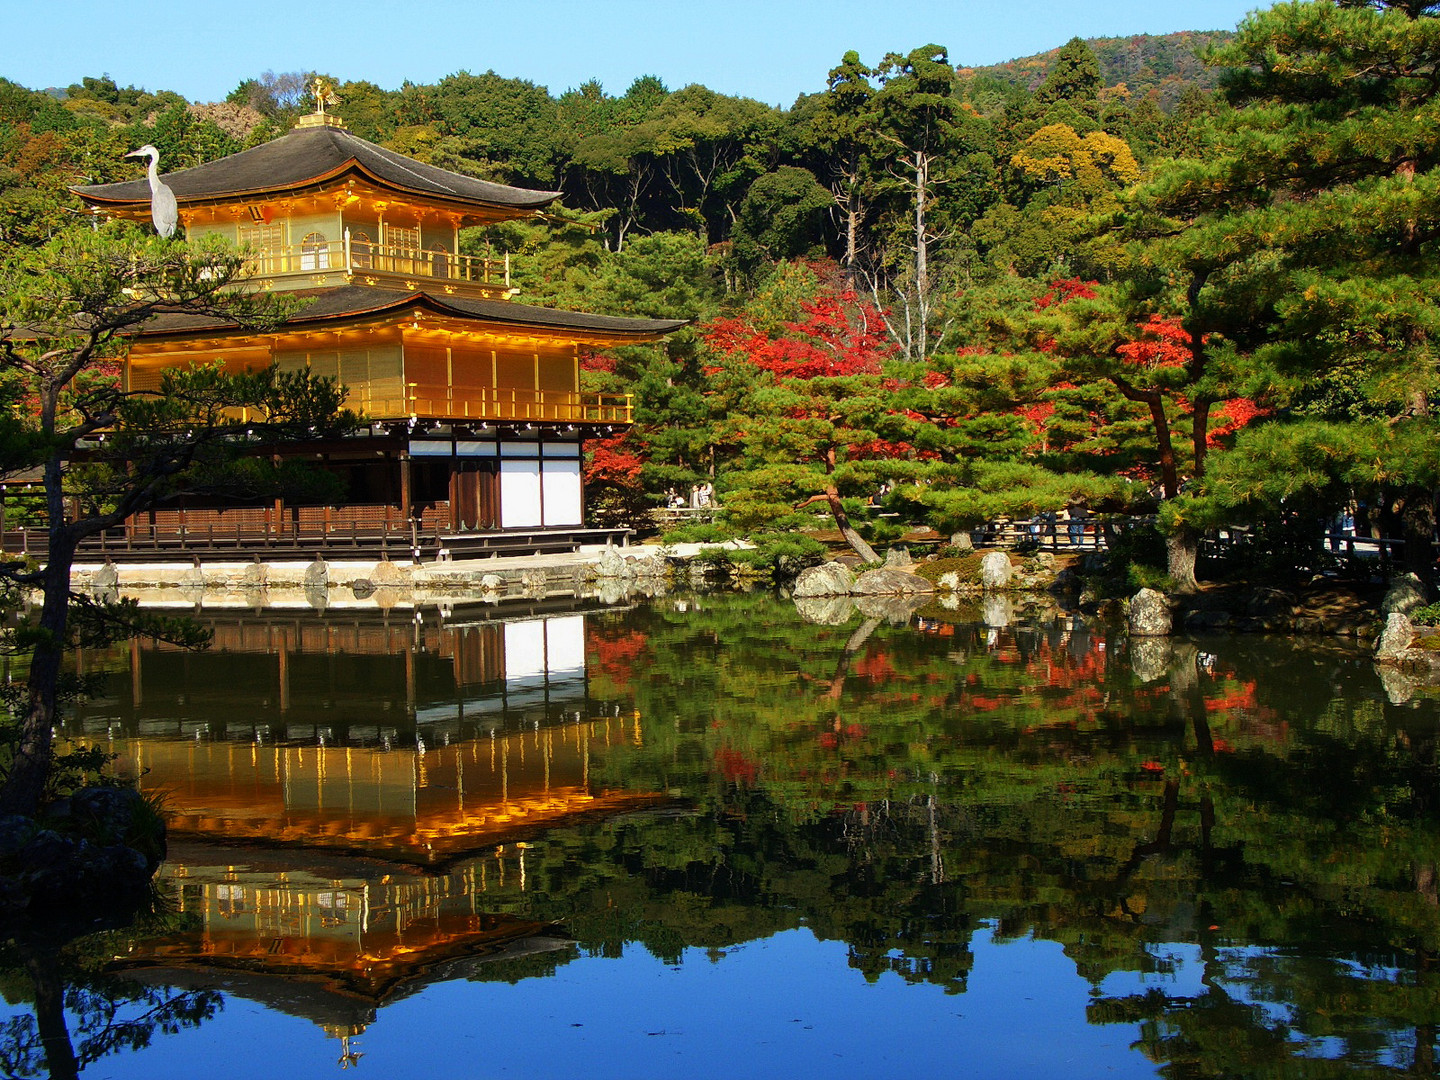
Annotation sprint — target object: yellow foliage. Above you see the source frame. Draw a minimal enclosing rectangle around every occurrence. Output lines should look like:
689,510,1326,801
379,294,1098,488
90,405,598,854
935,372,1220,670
1011,124,1141,191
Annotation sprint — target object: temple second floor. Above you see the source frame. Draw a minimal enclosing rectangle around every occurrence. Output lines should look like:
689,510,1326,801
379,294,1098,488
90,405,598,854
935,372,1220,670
75,116,558,302
126,286,684,428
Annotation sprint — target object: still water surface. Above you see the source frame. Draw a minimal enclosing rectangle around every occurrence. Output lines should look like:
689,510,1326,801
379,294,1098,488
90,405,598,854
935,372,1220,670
2,590,1436,1078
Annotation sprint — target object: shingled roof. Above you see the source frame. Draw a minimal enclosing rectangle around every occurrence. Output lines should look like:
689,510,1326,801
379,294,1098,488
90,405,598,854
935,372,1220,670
74,124,559,213
129,285,688,340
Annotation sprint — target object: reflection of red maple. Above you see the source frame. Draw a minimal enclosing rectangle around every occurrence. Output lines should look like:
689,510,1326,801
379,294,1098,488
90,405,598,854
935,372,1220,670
715,746,759,784
586,627,648,683
854,650,897,682
1205,681,1258,713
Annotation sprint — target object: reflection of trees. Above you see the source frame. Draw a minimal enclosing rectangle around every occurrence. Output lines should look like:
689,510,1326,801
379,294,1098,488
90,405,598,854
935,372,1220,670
568,594,1440,1073
22,595,1437,1076
1092,942,1440,1077
0,918,219,1080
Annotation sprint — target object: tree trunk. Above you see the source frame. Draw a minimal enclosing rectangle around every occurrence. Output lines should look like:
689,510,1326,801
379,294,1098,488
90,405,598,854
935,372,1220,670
0,530,75,816
846,204,859,277
1166,528,1199,595
826,486,878,563
21,945,79,1080
1400,489,1436,591
913,149,930,360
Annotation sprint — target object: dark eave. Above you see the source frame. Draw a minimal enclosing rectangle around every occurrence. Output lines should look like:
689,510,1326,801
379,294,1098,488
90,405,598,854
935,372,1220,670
73,125,558,214
128,286,688,342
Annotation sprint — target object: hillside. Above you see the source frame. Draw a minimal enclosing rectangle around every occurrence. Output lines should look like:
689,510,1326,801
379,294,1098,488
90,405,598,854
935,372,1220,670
961,30,1235,109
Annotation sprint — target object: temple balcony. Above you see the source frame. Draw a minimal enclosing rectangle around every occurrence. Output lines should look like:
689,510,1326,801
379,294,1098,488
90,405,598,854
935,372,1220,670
354,386,633,425
245,234,518,300
216,387,632,426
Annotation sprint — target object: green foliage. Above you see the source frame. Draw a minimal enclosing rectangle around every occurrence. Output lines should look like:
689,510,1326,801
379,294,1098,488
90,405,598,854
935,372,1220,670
717,531,828,579
913,554,983,585
1076,519,1174,597
1409,602,1440,626
731,166,832,269
660,522,736,544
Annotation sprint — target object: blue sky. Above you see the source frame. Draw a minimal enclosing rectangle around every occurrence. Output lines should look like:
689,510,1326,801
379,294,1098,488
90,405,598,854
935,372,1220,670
8,0,1272,107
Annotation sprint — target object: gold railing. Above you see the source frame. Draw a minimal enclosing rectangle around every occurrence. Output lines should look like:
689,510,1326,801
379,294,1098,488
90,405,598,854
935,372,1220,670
245,237,511,286
212,389,631,426
351,386,633,424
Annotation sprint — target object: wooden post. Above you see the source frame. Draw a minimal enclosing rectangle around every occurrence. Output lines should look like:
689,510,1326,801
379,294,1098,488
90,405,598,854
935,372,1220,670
399,453,412,522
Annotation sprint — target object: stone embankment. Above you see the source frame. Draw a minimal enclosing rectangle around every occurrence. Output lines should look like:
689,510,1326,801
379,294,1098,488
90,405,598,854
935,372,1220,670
65,541,756,610
793,548,1064,601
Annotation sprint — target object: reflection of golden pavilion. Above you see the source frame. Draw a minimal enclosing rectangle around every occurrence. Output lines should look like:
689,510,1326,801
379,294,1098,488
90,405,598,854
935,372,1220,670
97,607,665,1048
126,841,566,1000
108,712,661,863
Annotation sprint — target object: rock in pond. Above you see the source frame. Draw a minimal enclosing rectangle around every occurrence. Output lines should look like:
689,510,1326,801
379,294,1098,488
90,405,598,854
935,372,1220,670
1383,572,1428,617
794,562,857,597
852,568,934,596
979,551,1013,590
854,593,929,623
1375,612,1417,660
1128,587,1172,637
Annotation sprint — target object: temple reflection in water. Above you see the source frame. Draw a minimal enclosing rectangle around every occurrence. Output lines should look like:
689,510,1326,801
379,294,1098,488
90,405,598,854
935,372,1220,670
58,602,664,1048
68,601,663,863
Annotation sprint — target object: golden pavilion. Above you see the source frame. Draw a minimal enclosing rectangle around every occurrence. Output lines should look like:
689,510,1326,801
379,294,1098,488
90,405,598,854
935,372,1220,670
70,87,682,559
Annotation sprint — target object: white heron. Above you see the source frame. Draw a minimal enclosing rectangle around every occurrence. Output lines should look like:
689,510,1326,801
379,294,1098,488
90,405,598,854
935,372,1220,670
124,144,178,238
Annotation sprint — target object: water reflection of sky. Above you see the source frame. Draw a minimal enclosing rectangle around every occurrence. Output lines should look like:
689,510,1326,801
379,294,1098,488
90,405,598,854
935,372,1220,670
39,926,1162,1080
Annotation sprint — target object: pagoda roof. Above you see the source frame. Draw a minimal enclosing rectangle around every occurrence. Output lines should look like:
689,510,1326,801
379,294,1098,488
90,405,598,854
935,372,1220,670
129,285,688,341
73,124,559,214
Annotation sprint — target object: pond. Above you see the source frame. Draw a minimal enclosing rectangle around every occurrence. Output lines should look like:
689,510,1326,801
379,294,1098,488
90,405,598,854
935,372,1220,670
2,589,1436,1078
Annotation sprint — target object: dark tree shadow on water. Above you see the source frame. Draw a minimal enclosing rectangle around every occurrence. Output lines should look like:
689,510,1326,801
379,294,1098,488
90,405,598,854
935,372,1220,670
0,900,220,1080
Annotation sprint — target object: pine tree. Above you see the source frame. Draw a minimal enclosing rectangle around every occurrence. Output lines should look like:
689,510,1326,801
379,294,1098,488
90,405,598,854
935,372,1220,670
1075,0,1440,586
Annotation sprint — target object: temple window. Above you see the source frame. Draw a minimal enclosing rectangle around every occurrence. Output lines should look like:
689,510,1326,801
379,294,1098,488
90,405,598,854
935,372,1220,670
384,225,421,274
237,221,283,273
300,231,331,271
350,230,373,269
389,225,420,255
428,245,450,278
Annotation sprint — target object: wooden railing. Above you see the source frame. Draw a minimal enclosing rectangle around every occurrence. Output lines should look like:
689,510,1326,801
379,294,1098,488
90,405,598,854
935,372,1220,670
211,388,633,426
350,387,634,424
244,235,511,288
2,504,632,562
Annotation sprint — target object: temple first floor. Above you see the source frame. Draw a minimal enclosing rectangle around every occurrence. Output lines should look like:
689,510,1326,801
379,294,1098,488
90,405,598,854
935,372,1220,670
2,423,633,562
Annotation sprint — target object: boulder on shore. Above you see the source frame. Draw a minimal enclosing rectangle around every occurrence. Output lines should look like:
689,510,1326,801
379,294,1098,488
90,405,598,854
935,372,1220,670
884,547,913,569
1375,612,1417,660
594,547,633,579
794,562,857,597
853,568,934,596
303,557,329,588
1129,588,1172,637
979,551,1013,590
370,559,411,586
1383,572,1428,617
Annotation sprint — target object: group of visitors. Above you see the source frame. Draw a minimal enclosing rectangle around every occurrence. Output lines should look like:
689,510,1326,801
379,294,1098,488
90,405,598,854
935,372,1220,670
663,483,715,510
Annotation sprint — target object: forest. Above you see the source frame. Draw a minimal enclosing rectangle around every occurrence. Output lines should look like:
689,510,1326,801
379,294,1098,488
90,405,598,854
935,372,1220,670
3,0,1439,592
